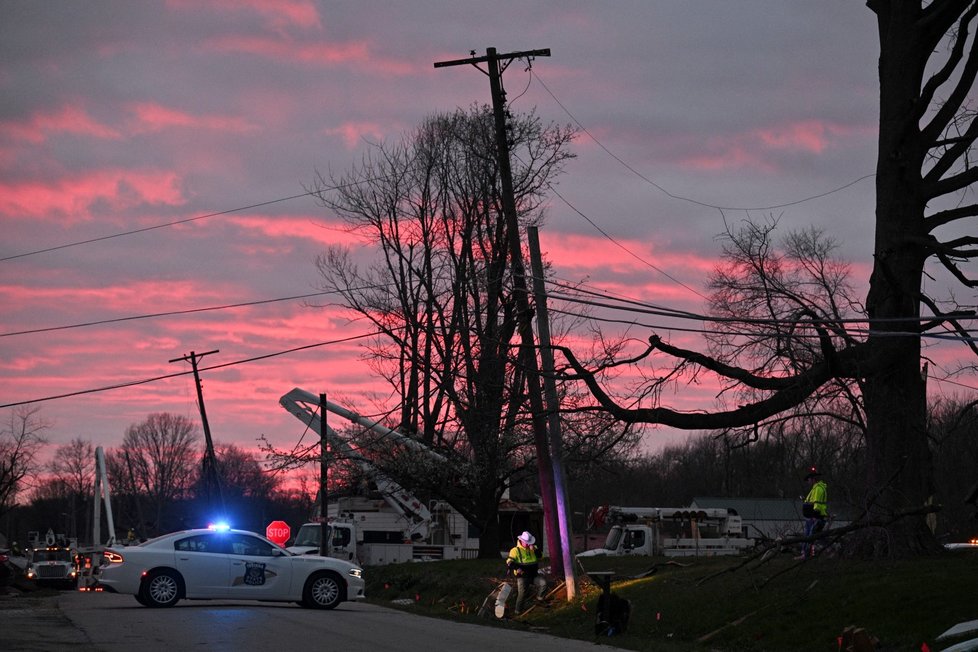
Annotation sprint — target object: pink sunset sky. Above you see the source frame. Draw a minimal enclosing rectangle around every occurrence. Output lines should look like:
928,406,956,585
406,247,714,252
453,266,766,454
2,1,973,468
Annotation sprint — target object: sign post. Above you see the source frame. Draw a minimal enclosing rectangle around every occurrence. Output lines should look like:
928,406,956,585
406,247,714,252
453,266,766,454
265,520,291,546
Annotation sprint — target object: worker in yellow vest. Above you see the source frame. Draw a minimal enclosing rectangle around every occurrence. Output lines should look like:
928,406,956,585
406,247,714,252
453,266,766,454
506,530,546,614
799,466,828,559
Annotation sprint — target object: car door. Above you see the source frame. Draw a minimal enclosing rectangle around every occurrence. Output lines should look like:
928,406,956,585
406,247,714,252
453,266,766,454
172,533,231,598
225,533,294,600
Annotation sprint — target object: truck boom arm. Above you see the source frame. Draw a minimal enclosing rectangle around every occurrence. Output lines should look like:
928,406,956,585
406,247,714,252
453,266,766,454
279,388,433,541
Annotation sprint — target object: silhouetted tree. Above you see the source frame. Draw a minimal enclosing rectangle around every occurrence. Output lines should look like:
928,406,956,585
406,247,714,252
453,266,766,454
111,413,199,535
0,406,48,518
558,1,978,557
297,104,634,557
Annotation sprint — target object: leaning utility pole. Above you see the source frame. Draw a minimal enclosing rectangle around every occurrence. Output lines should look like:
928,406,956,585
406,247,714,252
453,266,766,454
528,226,576,599
169,349,225,515
434,47,562,577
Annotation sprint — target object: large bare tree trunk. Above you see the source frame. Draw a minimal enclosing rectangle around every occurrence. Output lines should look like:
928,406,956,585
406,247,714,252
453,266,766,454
861,2,942,556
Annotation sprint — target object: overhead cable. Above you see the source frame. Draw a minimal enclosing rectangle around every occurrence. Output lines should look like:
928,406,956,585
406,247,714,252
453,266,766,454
0,331,380,409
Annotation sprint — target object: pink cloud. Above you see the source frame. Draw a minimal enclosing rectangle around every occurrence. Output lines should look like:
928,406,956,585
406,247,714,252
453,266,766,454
227,214,362,247
202,36,413,75
207,35,363,62
0,169,186,221
1,278,213,317
682,147,774,173
542,232,715,278
681,120,870,172
324,121,387,149
0,105,121,143
167,0,322,31
756,121,830,153
128,102,258,134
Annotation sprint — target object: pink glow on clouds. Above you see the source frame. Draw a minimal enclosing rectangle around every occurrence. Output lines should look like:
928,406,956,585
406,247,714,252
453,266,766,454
202,35,415,75
325,121,388,149
1,105,120,143
2,278,212,314
227,214,362,247
541,231,714,285
682,120,869,172
167,0,322,31
0,170,186,221
755,120,844,153
128,103,258,134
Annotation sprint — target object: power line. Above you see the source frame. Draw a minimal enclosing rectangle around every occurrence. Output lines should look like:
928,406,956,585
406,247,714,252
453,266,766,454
545,183,709,300
0,331,380,409
532,70,876,212
1,279,394,338
0,290,334,337
0,174,391,263
0,191,318,262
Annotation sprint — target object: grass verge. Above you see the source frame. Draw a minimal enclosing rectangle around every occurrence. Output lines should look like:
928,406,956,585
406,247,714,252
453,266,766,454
363,548,978,651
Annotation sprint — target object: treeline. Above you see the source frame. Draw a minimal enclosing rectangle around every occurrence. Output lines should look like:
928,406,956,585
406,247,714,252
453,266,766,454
2,412,317,547
4,397,976,549
569,397,978,543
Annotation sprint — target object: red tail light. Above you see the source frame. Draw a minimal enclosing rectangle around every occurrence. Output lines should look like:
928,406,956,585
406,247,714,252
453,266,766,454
103,550,124,564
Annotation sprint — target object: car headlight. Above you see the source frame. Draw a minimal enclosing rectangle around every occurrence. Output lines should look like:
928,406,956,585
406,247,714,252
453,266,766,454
348,567,363,579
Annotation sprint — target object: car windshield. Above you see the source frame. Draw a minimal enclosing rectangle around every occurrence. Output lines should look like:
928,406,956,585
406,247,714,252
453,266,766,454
34,550,70,562
293,524,330,548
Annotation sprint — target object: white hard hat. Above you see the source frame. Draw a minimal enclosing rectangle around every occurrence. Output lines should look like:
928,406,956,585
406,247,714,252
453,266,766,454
518,531,535,546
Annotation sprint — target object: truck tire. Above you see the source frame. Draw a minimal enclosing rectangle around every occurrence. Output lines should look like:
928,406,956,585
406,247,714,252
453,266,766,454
302,571,343,609
142,569,181,607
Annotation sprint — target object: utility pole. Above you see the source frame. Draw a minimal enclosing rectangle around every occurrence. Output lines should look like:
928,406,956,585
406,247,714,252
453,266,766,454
319,393,329,557
169,349,225,517
434,47,563,577
528,226,576,599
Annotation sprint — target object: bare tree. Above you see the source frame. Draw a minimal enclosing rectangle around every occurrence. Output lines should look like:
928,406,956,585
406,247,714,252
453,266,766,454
557,2,978,557
46,437,95,540
0,406,48,517
299,105,632,556
196,443,278,500
48,438,95,496
113,413,199,534
703,218,868,448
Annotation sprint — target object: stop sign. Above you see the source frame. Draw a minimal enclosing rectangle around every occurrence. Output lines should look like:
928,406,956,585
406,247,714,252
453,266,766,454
265,520,291,546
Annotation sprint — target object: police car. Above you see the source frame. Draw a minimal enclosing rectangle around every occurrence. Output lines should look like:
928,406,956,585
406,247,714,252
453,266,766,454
96,525,364,609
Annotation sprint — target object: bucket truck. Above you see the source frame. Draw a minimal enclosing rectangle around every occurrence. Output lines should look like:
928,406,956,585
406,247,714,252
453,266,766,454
578,505,754,558
25,529,78,589
279,388,477,565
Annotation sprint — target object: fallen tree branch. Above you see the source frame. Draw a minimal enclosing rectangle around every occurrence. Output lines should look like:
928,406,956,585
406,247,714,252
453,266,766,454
695,503,942,586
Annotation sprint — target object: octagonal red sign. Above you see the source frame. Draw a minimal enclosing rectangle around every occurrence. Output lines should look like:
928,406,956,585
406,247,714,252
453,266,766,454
265,520,291,546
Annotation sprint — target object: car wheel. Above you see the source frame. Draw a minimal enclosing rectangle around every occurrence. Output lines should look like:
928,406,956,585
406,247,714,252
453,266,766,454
143,569,181,607
302,571,343,610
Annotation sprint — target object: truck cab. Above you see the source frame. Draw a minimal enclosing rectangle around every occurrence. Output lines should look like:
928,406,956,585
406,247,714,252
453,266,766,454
287,522,357,562
26,546,78,588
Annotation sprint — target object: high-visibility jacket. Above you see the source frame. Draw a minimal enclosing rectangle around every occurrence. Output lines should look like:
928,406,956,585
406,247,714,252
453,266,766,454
507,544,539,579
805,480,828,517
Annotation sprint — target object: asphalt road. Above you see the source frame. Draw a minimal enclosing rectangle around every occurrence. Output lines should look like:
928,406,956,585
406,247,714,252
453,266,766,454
0,589,625,651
